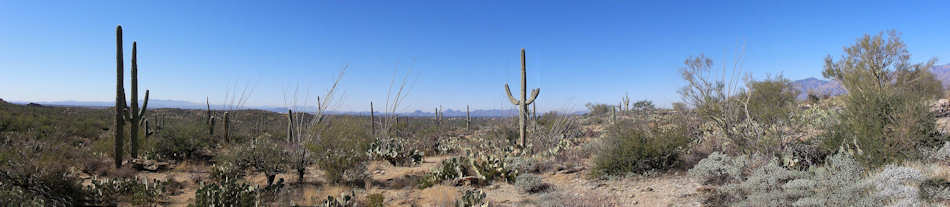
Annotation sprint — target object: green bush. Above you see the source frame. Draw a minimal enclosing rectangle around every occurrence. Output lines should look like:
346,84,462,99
745,75,797,126
150,121,211,161
307,116,372,185
591,119,690,177
820,30,944,167
0,132,90,206
585,103,613,116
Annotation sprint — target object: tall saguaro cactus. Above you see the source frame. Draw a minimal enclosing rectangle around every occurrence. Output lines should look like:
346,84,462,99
114,26,127,168
114,25,151,167
127,41,150,158
504,48,540,148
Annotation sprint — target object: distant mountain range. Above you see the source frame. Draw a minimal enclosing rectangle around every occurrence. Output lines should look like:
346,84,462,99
791,63,950,100
3,99,552,117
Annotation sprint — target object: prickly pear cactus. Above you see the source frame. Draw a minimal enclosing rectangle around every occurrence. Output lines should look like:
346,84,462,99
322,191,356,207
368,137,424,166
456,189,488,207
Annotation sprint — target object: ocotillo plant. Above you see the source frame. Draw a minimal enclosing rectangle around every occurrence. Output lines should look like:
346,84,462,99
504,48,540,148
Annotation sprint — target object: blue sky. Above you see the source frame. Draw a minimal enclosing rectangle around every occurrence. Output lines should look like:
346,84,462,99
1,0,948,112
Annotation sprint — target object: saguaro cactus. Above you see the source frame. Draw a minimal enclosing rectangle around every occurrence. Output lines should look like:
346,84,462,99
114,25,151,166
504,48,540,148
370,102,376,136
127,41,150,159
207,97,214,136
287,109,294,142
466,105,471,131
114,26,127,168
224,112,230,142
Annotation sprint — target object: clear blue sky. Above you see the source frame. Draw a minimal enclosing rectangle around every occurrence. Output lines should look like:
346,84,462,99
1,0,948,112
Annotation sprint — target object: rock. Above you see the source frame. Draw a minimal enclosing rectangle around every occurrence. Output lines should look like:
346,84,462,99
643,187,654,192
933,99,950,117
130,159,169,172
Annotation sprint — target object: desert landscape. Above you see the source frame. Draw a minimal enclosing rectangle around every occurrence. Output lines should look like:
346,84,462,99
3,1,950,207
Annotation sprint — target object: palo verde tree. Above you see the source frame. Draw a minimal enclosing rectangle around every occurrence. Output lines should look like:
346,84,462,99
821,30,943,166
504,48,540,149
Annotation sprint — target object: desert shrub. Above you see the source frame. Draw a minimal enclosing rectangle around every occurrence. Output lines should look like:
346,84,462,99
515,174,550,193
820,31,945,167
590,119,690,177
150,121,211,161
924,141,950,163
368,136,424,166
585,103,612,115
745,75,797,126
920,178,950,203
308,117,372,185
190,178,257,207
84,177,169,205
0,133,89,206
228,137,289,186
689,150,946,206
364,193,385,207
688,152,747,185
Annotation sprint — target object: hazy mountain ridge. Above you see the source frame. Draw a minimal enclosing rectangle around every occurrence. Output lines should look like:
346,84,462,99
792,63,950,99
4,99,571,117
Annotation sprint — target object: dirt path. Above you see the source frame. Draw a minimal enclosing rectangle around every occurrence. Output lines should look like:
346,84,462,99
542,170,703,207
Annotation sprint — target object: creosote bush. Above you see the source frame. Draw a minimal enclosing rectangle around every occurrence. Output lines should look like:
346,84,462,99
515,174,550,193
591,119,690,177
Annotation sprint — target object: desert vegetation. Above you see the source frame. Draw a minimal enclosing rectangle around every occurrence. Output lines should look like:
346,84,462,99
4,24,950,207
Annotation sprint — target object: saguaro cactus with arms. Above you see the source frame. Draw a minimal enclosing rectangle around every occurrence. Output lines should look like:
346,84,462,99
504,48,540,148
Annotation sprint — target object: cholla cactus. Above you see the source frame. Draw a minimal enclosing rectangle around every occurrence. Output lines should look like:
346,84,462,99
504,48,540,149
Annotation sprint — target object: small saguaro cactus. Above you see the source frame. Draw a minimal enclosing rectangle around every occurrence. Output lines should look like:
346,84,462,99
287,109,294,142
206,97,214,136
466,105,471,131
224,111,230,142
504,48,540,148
370,102,376,136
